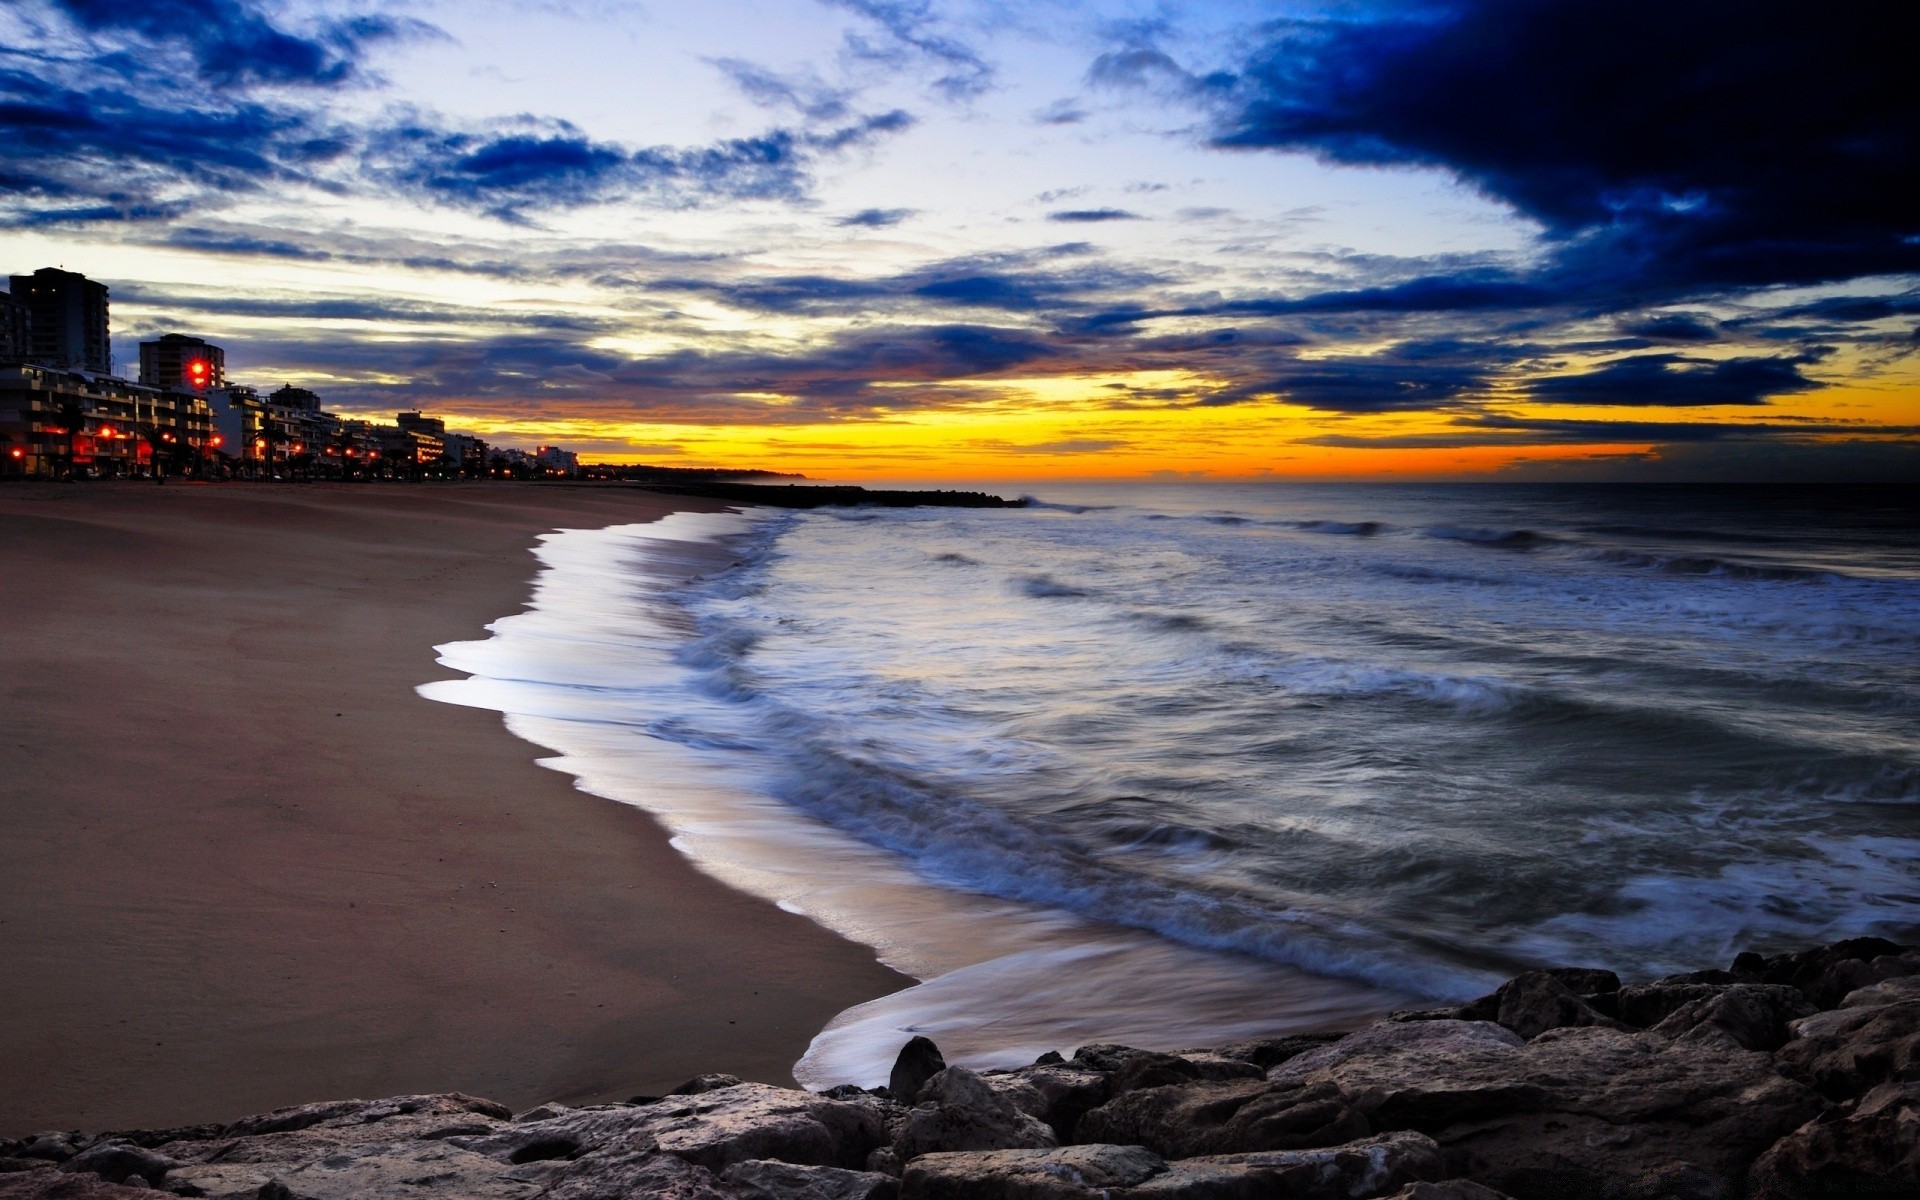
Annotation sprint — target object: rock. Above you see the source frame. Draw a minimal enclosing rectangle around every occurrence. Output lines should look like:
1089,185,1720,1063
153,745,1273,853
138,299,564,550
512,1104,571,1124
1106,1051,1204,1094
220,1094,511,1140
973,1074,1050,1122
1211,1032,1344,1070
1843,975,1920,1009
721,1158,900,1200
1386,1183,1514,1200
989,1065,1109,1141
1617,983,1730,1028
451,1084,885,1174
900,1144,1166,1199
672,1075,746,1097
251,1141,537,1200
1776,1000,1920,1099
55,1145,175,1188
1457,968,1622,1027
889,1039,946,1104
1748,1080,1920,1199
1123,1131,1444,1199
1649,984,1816,1051
1738,938,1908,999
537,1145,734,1200
1166,1053,1266,1084
1154,1018,1820,1196
891,1068,1057,1161
1032,1052,1065,1066
1075,1077,1369,1159
1494,972,1630,1040
0,1175,161,1198
7,1137,81,1166
864,1148,903,1178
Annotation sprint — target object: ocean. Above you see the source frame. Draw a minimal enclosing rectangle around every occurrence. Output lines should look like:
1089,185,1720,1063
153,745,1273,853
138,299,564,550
423,483,1920,1087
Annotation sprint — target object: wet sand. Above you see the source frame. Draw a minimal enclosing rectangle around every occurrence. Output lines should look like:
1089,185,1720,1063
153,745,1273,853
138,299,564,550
0,481,912,1136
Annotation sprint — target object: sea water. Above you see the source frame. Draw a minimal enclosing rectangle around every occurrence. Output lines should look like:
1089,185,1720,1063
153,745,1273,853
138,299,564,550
423,483,1920,1086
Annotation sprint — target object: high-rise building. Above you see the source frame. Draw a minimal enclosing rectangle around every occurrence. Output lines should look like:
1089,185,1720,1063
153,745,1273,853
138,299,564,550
396,410,447,437
269,384,322,411
7,268,110,374
140,333,226,391
0,287,28,362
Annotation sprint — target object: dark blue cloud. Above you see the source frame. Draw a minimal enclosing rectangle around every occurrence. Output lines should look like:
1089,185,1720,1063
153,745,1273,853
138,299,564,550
1212,0,1920,293
837,207,915,227
1619,314,1720,342
1048,208,1141,223
48,0,431,88
1200,340,1506,412
368,115,906,218
0,62,342,221
1527,351,1828,407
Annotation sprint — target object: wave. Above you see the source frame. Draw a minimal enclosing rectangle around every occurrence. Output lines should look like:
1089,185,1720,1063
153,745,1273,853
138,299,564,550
1019,573,1090,598
1581,523,1794,545
1425,525,1558,550
932,551,979,566
1579,547,1842,583
1288,519,1384,537
746,704,1493,999
1503,834,1920,979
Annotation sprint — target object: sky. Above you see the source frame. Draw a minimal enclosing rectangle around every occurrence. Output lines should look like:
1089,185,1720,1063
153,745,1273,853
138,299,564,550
1,0,1915,481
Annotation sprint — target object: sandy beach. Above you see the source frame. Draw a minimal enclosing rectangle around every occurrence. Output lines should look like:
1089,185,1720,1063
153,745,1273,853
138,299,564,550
0,481,912,1137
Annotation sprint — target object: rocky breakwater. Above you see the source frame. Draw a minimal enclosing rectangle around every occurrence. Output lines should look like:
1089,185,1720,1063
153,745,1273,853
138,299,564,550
5,936,1918,1200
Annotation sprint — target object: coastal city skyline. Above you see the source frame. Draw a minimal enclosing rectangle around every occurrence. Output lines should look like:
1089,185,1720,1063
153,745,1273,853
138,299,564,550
1,264,583,479
1,0,1913,482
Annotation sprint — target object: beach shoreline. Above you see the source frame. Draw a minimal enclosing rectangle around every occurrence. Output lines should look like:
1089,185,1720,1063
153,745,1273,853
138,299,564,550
0,481,913,1137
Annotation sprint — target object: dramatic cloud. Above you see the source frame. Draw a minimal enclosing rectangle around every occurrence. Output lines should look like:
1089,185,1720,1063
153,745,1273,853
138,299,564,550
1527,352,1828,407
1048,208,1141,223
44,0,431,88
1212,0,1920,293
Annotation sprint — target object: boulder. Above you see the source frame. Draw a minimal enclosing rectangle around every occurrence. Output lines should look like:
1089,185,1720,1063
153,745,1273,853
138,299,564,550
5,1137,81,1166
672,1075,747,1097
1648,984,1815,1051
721,1158,900,1200
251,1141,537,1200
54,1146,174,1188
1386,1183,1514,1200
1211,1032,1344,1070
1842,974,1920,1010
453,1084,886,1174
221,1094,510,1140
0,1175,160,1198
1122,1131,1444,1199
1776,1000,1920,1100
1106,1017,1819,1196
889,1039,947,1104
900,1144,1165,1200
1075,1077,1368,1159
1736,938,1908,998
536,1145,734,1200
987,1065,1109,1141
1617,983,1730,1028
1748,1080,1920,1199
891,1069,1057,1161
1494,973,1629,1040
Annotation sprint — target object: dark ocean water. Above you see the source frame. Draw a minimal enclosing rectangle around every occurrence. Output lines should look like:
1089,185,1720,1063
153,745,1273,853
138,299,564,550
429,484,1920,1081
